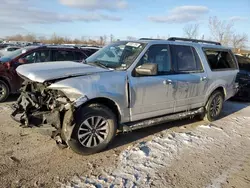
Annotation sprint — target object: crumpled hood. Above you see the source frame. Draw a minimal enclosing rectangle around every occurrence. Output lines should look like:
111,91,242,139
16,61,110,83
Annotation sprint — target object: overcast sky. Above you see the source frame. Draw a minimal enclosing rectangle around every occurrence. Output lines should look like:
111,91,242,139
0,0,249,43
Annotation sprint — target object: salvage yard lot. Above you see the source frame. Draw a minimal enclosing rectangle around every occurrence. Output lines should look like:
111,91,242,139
0,97,250,188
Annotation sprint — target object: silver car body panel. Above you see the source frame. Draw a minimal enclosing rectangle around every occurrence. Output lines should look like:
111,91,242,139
15,40,239,123
16,61,110,83
47,71,131,122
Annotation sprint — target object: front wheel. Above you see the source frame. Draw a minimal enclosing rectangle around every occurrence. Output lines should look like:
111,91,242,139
68,103,117,155
0,80,10,102
203,91,224,122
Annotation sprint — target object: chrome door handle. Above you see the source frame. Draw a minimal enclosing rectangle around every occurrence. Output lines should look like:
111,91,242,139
163,79,172,85
200,77,208,81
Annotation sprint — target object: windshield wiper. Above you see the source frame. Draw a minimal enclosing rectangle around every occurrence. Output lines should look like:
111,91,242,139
88,61,109,69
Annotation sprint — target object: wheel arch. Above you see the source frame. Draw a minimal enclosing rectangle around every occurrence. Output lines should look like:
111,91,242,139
213,86,226,99
0,76,11,92
80,97,121,123
206,86,226,105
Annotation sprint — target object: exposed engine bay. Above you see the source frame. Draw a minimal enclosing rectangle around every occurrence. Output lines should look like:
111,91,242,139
11,80,76,147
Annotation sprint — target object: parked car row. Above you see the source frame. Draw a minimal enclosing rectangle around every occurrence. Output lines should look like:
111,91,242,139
11,37,240,155
0,45,100,101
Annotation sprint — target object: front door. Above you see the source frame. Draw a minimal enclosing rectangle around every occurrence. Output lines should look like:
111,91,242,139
129,44,175,121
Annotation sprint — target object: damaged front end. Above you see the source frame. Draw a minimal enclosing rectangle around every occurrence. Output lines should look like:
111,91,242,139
11,80,79,147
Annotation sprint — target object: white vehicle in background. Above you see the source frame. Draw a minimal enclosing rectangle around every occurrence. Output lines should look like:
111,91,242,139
0,46,21,57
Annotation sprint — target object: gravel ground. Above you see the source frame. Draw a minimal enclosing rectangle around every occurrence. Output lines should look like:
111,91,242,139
0,96,250,188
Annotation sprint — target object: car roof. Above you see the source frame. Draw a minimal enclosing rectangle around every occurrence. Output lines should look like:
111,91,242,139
22,45,86,51
80,46,101,50
119,38,229,50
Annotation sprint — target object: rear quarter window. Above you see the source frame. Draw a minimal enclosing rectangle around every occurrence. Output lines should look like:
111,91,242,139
203,49,238,71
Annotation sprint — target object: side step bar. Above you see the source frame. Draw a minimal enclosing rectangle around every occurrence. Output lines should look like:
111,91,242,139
122,107,204,132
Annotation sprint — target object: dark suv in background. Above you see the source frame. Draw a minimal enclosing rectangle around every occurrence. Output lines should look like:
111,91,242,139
234,54,250,101
0,45,99,102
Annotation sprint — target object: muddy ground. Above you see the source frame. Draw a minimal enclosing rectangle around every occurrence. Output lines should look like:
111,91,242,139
0,96,250,188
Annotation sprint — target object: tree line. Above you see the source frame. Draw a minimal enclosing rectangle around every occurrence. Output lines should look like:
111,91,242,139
4,33,110,46
3,16,248,51
183,16,248,52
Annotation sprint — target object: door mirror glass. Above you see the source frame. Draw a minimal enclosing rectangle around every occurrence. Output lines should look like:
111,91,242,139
135,63,158,76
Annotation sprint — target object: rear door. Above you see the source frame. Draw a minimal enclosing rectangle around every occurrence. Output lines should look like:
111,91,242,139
168,44,208,112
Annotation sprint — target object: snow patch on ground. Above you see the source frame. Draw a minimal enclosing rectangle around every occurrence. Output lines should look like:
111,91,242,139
60,125,223,188
59,103,250,188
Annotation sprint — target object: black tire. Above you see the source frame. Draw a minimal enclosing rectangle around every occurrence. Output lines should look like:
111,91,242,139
68,103,117,155
202,91,224,122
0,80,10,102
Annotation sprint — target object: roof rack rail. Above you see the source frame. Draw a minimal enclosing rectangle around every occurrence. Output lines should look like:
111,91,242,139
139,38,162,40
168,37,221,45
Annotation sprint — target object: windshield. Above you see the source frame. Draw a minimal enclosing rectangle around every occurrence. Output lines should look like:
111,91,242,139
0,48,28,63
86,41,147,69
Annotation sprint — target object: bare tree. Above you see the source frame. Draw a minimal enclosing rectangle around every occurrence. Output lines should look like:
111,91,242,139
127,36,136,40
232,33,248,52
38,36,47,43
103,35,107,45
208,16,234,46
24,34,36,42
183,24,199,39
6,34,24,41
110,34,114,42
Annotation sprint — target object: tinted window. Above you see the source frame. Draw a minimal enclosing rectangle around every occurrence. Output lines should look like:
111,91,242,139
83,49,98,57
138,44,170,74
22,50,50,63
235,55,250,72
52,50,74,61
170,45,203,72
204,49,237,70
8,47,19,51
75,51,87,61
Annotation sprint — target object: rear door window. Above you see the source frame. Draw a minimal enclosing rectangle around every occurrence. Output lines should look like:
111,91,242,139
170,45,203,73
52,50,75,61
203,49,237,71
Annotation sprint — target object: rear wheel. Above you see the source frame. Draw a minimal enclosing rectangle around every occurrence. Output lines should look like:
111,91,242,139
68,103,117,155
0,80,9,102
200,91,224,122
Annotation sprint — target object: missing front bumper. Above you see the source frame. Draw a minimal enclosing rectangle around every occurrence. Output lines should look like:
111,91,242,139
10,92,76,148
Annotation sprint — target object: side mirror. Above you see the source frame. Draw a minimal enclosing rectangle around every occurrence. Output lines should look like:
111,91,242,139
135,63,158,76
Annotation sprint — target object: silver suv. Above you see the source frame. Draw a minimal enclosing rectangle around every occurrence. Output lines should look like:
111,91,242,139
11,37,239,155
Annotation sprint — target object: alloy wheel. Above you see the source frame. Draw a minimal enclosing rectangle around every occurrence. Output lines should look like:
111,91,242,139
77,116,109,148
0,83,6,99
210,95,222,117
